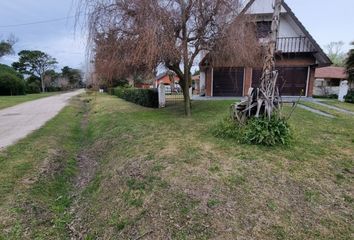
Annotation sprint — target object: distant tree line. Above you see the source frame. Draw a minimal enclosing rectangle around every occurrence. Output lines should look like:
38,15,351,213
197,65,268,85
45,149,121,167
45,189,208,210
0,37,84,96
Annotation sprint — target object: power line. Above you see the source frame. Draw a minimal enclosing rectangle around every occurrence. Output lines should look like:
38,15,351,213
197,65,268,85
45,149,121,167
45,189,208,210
0,16,76,28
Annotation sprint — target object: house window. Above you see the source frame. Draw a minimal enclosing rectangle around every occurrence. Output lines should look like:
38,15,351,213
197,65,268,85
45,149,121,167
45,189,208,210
256,21,272,38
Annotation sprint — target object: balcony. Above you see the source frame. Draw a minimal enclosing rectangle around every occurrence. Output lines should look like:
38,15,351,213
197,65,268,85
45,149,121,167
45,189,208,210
276,36,316,53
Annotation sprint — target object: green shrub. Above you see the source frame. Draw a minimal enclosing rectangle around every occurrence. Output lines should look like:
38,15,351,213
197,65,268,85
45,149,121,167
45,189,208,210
0,64,23,79
344,90,354,103
26,81,41,93
242,116,291,146
46,86,61,92
213,115,292,146
0,72,26,95
113,87,158,108
313,94,338,99
0,64,25,95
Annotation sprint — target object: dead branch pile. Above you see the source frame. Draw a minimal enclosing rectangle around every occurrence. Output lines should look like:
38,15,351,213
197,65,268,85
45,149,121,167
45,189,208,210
231,0,283,123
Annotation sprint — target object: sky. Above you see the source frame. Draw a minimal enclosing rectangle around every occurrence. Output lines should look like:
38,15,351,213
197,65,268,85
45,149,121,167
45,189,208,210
0,0,353,72
0,0,85,70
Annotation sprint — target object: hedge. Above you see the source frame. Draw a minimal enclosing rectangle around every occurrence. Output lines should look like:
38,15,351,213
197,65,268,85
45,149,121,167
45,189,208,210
344,90,354,103
0,72,26,96
112,87,158,108
0,64,25,96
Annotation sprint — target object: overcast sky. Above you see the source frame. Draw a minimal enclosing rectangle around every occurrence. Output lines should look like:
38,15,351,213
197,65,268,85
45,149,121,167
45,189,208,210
0,0,353,72
0,0,85,70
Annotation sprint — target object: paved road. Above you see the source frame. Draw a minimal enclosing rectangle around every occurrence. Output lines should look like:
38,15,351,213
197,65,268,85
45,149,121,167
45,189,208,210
0,90,84,149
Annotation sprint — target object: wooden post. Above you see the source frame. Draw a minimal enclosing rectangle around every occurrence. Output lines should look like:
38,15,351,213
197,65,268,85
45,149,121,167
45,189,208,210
231,0,284,123
256,0,283,118
158,84,166,108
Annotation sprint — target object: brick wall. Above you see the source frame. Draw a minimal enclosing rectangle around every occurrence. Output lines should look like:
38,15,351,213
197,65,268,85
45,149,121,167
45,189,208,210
243,68,253,96
307,66,316,96
205,67,212,96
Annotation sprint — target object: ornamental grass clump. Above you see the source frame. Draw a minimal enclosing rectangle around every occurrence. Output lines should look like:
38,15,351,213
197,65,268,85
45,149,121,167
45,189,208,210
213,115,292,146
242,116,291,146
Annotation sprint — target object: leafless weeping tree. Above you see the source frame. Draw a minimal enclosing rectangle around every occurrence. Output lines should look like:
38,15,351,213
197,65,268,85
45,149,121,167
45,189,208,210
77,0,260,116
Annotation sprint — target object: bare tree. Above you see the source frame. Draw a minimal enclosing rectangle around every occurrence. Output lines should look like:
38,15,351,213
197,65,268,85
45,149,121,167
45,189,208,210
78,0,260,116
0,35,17,59
325,41,346,67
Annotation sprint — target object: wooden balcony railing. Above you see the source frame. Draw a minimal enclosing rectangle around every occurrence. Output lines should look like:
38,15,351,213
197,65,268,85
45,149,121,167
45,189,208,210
276,36,316,53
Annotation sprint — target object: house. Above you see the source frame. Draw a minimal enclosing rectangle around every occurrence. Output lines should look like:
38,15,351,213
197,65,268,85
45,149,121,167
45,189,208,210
199,0,331,97
135,82,152,89
126,76,153,89
154,71,180,88
313,67,351,96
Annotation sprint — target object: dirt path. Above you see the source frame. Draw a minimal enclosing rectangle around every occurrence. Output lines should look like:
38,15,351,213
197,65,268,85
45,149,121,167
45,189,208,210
0,89,84,149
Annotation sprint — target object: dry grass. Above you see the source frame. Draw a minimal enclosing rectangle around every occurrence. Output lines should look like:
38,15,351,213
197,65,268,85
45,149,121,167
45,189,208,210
71,95,354,239
1,94,353,239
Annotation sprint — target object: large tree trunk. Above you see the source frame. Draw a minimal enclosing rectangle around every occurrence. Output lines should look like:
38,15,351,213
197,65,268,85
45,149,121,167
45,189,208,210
182,84,191,116
181,2,192,117
165,64,192,116
40,75,45,93
182,73,191,116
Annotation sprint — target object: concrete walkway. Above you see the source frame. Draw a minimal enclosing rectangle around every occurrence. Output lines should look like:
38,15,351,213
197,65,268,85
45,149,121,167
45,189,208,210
311,101,354,115
191,95,353,118
0,89,84,149
297,104,335,118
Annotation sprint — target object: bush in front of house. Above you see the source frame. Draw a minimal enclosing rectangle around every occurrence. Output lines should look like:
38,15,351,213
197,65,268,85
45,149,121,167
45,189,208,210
0,72,26,96
242,116,292,146
113,87,158,108
212,115,292,146
313,94,338,99
344,90,354,103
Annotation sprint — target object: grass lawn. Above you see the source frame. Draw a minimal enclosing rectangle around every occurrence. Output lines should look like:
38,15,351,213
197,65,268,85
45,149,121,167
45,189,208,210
0,93,353,239
0,92,59,110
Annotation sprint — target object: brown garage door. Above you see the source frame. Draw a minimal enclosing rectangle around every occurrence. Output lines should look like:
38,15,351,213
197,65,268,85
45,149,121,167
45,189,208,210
213,67,244,96
252,67,308,96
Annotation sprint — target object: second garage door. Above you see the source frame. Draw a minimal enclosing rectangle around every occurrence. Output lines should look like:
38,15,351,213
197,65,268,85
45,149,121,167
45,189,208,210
252,67,308,96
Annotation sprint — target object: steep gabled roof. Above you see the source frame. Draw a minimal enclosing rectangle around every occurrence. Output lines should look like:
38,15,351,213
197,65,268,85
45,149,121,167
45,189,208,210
242,0,331,66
